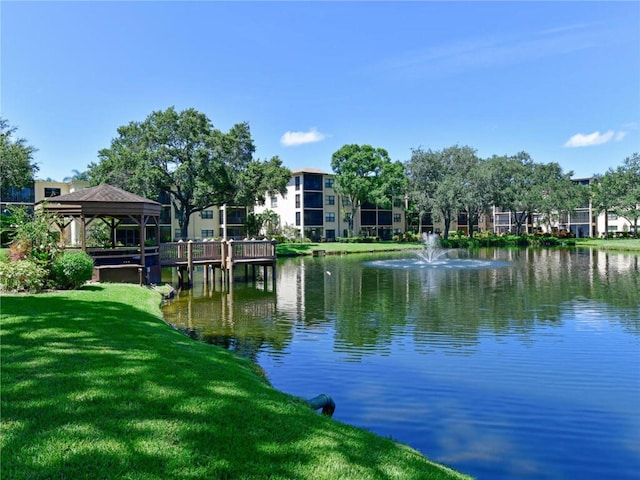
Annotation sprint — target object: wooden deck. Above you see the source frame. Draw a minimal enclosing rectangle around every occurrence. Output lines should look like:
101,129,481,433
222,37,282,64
82,240,276,286
159,239,277,287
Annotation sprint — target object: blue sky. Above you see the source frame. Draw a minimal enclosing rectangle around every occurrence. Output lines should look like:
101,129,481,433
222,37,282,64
2,1,639,182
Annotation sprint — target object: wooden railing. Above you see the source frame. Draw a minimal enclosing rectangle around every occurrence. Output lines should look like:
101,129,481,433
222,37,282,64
159,240,276,267
227,239,276,262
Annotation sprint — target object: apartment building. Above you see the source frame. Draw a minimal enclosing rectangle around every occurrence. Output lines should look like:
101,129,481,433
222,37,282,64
1,180,90,245
492,177,635,237
255,168,408,241
173,204,247,241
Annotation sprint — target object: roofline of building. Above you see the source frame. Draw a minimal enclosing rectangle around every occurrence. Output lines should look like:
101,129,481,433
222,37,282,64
291,167,331,175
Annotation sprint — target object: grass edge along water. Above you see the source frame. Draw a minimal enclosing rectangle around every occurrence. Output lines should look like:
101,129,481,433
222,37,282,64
1,283,471,480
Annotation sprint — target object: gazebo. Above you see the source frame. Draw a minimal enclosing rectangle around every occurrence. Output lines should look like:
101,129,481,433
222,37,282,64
36,184,162,284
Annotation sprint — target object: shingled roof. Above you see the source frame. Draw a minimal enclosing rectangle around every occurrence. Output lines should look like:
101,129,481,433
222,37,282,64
45,184,159,204
38,184,161,217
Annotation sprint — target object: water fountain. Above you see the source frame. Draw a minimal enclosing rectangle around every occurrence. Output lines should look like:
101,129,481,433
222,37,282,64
365,232,510,270
416,232,447,263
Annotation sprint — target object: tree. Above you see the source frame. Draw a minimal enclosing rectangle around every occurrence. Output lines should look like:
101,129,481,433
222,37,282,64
0,118,39,189
406,145,479,239
611,153,640,235
450,148,491,238
88,107,289,239
488,155,585,236
234,156,291,210
63,169,90,182
530,162,585,233
246,209,280,238
486,152,538,235
590,172,618,236
330,144,406,237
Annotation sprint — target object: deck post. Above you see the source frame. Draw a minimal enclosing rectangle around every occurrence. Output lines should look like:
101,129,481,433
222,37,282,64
271,239,277,289
187,240,193,286
226,239,234,288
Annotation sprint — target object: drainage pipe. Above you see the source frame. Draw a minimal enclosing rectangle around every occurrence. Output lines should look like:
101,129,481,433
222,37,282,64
306,394,336,417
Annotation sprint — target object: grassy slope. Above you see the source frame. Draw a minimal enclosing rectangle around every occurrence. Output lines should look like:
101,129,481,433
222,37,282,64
277,242,420,256
574,238,640,251
1,284,470,480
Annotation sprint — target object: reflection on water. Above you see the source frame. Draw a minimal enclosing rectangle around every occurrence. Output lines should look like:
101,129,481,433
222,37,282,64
163,248,640,480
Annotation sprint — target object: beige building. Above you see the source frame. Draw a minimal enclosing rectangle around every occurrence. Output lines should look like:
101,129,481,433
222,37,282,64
1,180,90,246
254,168,408,241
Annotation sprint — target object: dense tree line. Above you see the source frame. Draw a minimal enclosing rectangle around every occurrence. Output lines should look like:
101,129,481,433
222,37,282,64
2,110,638,240
405,146,589,239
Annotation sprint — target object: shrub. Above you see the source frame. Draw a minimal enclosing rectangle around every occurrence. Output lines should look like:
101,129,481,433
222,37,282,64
0,260,47,293
51,252,95,289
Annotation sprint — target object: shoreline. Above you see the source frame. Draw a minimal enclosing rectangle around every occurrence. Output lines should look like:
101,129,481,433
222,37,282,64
1,283,471,480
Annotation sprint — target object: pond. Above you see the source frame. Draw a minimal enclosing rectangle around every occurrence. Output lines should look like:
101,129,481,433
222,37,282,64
162,248,640,480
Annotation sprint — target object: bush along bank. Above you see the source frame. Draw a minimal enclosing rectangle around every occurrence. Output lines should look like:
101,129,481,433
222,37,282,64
0,207,94,292
440,233,577,249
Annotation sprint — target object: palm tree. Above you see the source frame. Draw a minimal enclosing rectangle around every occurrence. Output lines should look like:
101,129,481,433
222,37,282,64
63,169,89,182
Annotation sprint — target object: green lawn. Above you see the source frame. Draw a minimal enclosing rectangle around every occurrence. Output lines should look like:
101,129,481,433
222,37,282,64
277,241,420,256
1,284,470,480
574,238,640,251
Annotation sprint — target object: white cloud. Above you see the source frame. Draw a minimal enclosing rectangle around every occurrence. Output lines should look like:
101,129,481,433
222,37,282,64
280,128,326,146
563,130,615,148
614,131,628,142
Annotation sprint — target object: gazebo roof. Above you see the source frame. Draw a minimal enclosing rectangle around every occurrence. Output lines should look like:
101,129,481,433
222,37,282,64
37,184,161,217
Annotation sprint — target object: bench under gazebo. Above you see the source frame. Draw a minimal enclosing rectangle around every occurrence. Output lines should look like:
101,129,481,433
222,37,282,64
37,184,162,284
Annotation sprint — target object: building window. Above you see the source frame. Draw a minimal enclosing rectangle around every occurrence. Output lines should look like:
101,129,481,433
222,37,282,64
295,212,301,226
304,210,323,226
393,198,403,208
44,187,61,198
200,210,213,219
361,211,376,226
1,185,35,203
201,229,214,238
608,213,618,220
295,176,300,191
326,195,335,205
226,207,246,225
157,191,171,204
325,178,334,188
160,226,172,243
394,213,401,223
271,196,278,208
160,206,171,224
378,211,392,225
303,174,323,190
326,212,335,223
295,194,300,208
304,192,322,208
174,229,182,240
342,197,352,207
